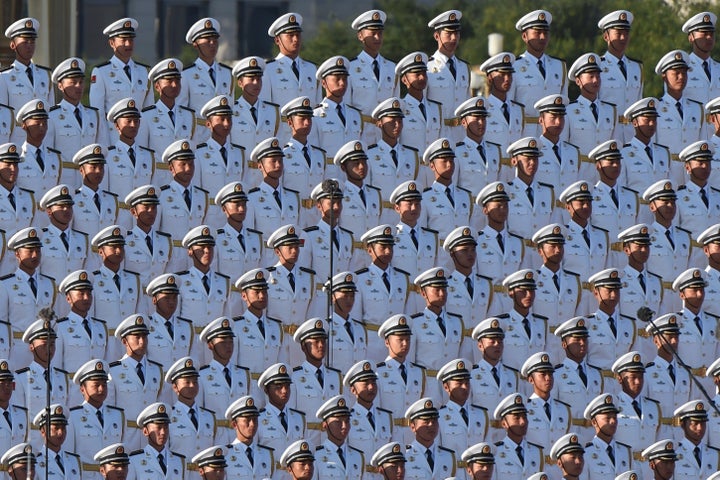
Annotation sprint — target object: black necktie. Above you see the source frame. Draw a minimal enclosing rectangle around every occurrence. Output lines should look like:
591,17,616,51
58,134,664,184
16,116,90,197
250,106,257,124
82,318,92,338
610,188,619,208
26,66,34,86
496,232,505,253
372,59,380,81
676,101,684,119
447,57,457,80
146,234,153,254
337,447,346,467
639,273,646,293
418,102,427,120
516,445,524,465
316,368,324,388
35,149,44,171
331,229,339,250
491,366,500,386
56,453,64,474
607,445,615,465
246,446,254,467
60,231,69,251
445,186,455,207
537,59,546,79
189,407,198,429
460,406,469,425
436,316,446,336
237,232,246,252
552,144,561,164
155,316,169,341
382,272,390,292
7,191,14,211
426,449,434,471
544,401,551,420
704,60,712,81
358,187,366,207
279,411,288,431
209,67,216,86
168,109,175,126
336,104,346,126
158,453,167,475
694,446,702,467
399,363,407,384
665,229,675,249
552,273,560,292
220,146,228,166
590,102,599,122
618,59,627,79
582,228,591,248
645,145,654,164
256,319,265,339
44,369,52,389
113,273,121,291
668,364,676,384
344,320,355,342
273,189,282,208
525,186,534,206
223,366,231,386
93,192,101,212
288,272,295,292
291,60,300,80
183,188,192,210
302,146,312,167
128,147,136,167
390,149,398,168
28,276,37,297
522,317,531,339
578,363,587,387
608,316,617,337
74,107,82,128
136,362,145,385
96,408,104,427
123,65,131,81
477,144,487,164
502,102,510,124
465,276,474,298
632,399,642,417
202,274,210,294
3,410,10,427
410,228,418,249
695,316,703,335
701,187,709,208
367,410,375,430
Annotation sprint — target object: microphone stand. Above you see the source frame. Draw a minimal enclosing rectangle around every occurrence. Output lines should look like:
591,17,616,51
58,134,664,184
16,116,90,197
637,307,720,416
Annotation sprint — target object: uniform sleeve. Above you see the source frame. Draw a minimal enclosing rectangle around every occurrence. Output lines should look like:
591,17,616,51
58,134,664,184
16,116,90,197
89,67,107,117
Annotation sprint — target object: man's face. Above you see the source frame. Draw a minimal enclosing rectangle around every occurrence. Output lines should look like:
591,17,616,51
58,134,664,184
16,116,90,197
188,243,214,268
172,376,200,403
357,28,383,56
596,157,622,183
322,74,348,99
154,76,181,99
67,288,93,314
663,68,688,92
232,415,259,443
686,159,712,183
650,459,675,480
450,243,477,270
679,286,705,310
385,333,411,359
153,291,178,318
265,382,291,408
350,378,377,404
567,198,592,222
80,162,105,188
379,462,405,480
143,422,169,449
410,417,439,444
368,242,393,268
0,377,14,405
115,116,140,141
274,32,302,57
131,202,158,226
122,332,148,358
288,115,312,137
467,461,494,480
317,197,342,225
15,246,41,272
401,71,427,91
538,242,563,265
199,466,225,480
274,244,300,265
430,156,455,181
221,200,247,223
649,197,677,222
512,154,538,178
394,198,421,225
618,371,644,398
624,241,650,264
521,27,549,53
10,36,36,63
241,287,268,311
575,71,600,96
539,112,565,137
324,415,350,444
210,336,234,364
558,452,584,477
483,200,508,224
592,411,617,437
478,336,504,362
378,116,402,140
443,378,470,405
302,336,327,362
193,35,219,60
80,378,108,405
502,412,528,437
434,29,460,54
562,335,588,361
43,422,67,450
259,156,283,180
238,75,262,98
0,160,19,187
510,287,535,310
529,370,554,395
603,27,630,53
22,117,48,144
462,114,487,138
421,285,447,309
59,76,85,104
342,157,368,183
287,459,314,480
207,115,232,139
332,290,355,314
30,337,56,363
633,115,657,137
99,463,129,480
593,286,620,311
109,36,134,62
682,418,707,444
689,29,715,54
99,244,125,267
489,71,512,93
169,158,195,185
